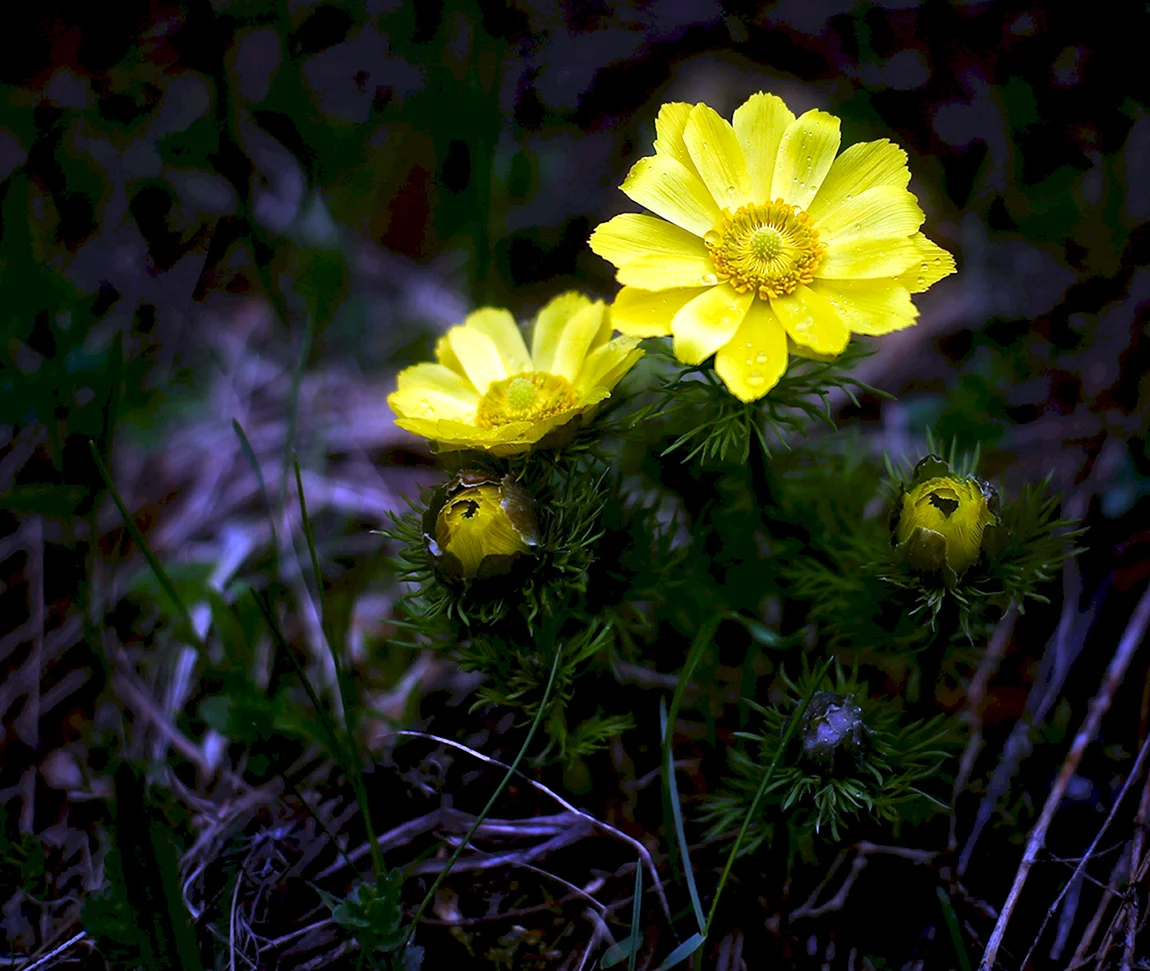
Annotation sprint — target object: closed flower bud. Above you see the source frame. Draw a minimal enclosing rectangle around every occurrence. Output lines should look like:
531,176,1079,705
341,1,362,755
892,455,1000,577
799,691,870,773
423,471,539,581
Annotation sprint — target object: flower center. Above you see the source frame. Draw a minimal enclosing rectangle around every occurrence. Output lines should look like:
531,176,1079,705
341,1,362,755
703,199,826,299
475,371,579,428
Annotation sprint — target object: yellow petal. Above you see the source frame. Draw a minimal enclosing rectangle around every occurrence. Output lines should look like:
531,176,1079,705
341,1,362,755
576,336,643,392
671,284,754,365
811,279,919,336
390,363,480,422
786,337,838,363
610,286,707,337
684,103,753,209
447,324,508,393
393,416,533,454
435,333,466,377
462,307,531,374
771,284,850,356
813,185,924,247
770,109,841,209
395,361,479,400
617,254,717,290
621,153,722,237
588,293,614,353
816,234,921,279
654,102,703,182
892,233,957,292
806,139,911,224
532,294,602,381
589,213,710,272
733,92,796,204
531,291,591,368
714,299,788,401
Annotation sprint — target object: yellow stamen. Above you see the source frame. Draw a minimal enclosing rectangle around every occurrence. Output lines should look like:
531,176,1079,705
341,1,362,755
475,371,579,428
704,199,826,299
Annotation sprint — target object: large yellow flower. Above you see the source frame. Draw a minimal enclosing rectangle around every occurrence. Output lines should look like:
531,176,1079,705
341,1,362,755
388,292,642,454
589,93,956,401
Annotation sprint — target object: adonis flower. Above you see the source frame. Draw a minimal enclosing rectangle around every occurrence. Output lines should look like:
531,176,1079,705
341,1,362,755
589,93,956,401
389,293,642,454
891,456,1000,577
424,471,539,581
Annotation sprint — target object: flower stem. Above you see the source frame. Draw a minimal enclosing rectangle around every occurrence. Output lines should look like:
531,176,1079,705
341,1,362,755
705,655,836,935
403,643,564,952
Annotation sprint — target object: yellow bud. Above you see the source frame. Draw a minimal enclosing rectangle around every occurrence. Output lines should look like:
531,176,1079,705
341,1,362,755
894,473,998,575
424,471,538,581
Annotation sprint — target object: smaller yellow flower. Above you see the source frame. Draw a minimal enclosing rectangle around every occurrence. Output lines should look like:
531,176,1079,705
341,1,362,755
424,471,539,580
894,473,998,576
389,293,643,455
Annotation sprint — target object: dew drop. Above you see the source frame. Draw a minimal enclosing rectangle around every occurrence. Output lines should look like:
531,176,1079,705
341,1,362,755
755,352,768,364
701,272,718,285
703,230,721,246
747,369,765,386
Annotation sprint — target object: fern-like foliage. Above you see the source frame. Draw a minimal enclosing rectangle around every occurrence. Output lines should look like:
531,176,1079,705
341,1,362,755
701,663,958,852
629,340,885,465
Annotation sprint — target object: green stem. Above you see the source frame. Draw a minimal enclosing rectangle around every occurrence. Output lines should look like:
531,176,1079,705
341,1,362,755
704,655,835,935
292,457,384,877
252,591,384,879
403,644,564,952
87,441,205,652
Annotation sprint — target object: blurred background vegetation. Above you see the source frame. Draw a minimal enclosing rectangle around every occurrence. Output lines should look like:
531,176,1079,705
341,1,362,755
2,0,1149,968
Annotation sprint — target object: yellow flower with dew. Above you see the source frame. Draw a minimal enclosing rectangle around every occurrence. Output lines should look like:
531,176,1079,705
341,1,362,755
893,469,999,576
589,93,956,401
424,471,539,581
389,293,643,454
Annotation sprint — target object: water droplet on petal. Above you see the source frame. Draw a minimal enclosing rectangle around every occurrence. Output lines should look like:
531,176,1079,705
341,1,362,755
701,272,718,286
755,352,768,364
703,230,721,246
747,369,765,386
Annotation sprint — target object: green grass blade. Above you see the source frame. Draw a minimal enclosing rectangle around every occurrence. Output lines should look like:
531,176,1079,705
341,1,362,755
87,440,204,651
251,590,349,769
601,856,645,968
663,617,719,755
231,418,278,557
629,857,643,971
705,655,836,935
656,932,705,970
403,643,565,954
660,699,705,935
111,764,204,971
937,885,972,971
280,313,314,505
291,456,385,878
599,935,638,969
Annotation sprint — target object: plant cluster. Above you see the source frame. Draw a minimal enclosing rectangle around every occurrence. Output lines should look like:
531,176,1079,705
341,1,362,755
361,91,1082,968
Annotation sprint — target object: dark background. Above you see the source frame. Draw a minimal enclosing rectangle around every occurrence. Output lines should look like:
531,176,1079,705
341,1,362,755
2,1,1149,967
